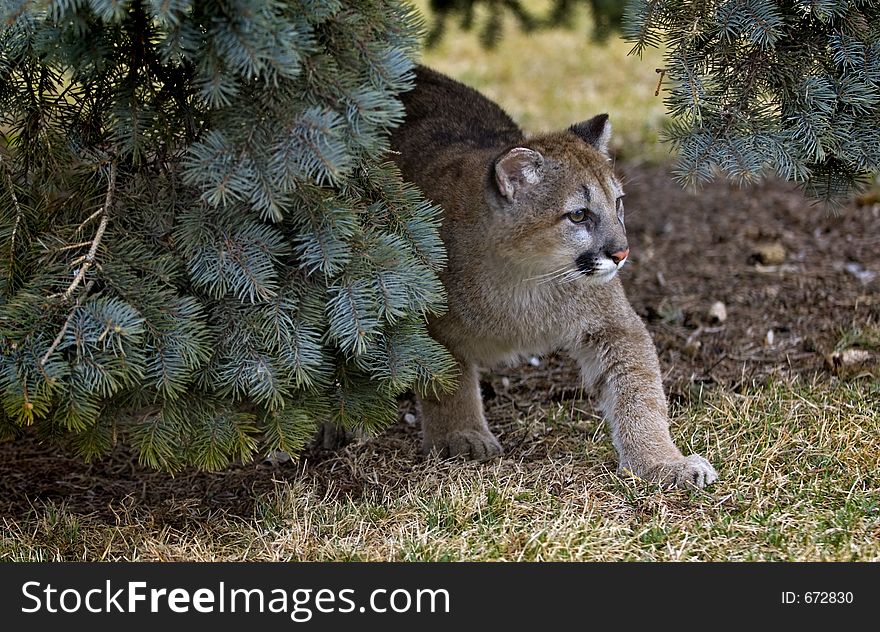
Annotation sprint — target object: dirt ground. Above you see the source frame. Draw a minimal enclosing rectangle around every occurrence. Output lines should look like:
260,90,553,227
2,164,878,527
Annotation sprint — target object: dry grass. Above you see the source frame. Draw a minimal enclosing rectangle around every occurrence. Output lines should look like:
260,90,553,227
2,375,878,562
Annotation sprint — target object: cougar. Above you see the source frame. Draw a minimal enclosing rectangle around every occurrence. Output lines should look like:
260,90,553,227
388,66,717,489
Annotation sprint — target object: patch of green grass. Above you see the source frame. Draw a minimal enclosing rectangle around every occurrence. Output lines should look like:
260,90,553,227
2,377,877,561
1,502,109,562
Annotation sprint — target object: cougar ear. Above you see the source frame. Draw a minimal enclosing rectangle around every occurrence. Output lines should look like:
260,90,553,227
494,147,544,203
569,113,612,156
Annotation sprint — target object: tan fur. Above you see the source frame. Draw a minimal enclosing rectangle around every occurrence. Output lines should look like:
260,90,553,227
390,67,717,488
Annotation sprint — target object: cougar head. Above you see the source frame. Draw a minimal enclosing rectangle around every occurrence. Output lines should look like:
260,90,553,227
489,114,629,285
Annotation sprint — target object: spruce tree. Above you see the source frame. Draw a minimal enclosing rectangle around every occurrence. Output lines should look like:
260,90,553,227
624,0,880,199
0,0,456,471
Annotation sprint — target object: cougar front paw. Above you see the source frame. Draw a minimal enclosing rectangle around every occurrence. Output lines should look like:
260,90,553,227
423,429,503,461
628,454,719,489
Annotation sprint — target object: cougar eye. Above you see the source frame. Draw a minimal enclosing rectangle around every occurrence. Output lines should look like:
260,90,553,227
567,208,589,224
616,196,625,226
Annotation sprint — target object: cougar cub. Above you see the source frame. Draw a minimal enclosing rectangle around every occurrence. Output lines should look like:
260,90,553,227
389,67,718,488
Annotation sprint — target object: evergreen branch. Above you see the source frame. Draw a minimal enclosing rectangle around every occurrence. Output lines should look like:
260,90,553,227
1,0,451,470
74,209,104,234
41,160,118,365
0,152,23,285
53,161,117,302
40,278,95,366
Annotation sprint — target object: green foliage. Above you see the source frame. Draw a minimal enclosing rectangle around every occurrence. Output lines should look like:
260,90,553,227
0,0,456,470
624,0,880,200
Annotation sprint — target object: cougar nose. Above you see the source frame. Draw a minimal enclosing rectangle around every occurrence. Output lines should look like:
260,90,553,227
609,248,630,264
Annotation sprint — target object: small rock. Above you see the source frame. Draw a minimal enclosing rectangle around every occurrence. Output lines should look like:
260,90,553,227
844,262,876,285
826,348,876,373
262,450,291,467
403,412,417,426
529,356,541,367
764,329,775,346
501,377,511,388
751,242,786,265
707,301,727,324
